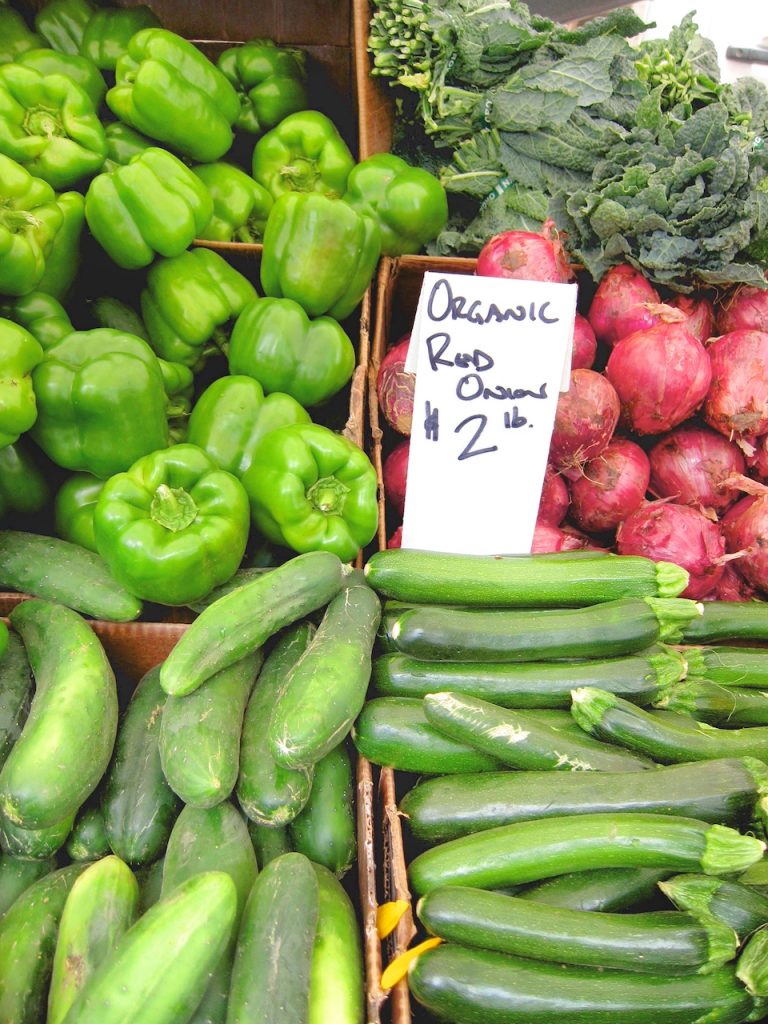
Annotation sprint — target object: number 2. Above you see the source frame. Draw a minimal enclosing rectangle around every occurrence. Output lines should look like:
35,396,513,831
455,414,498,461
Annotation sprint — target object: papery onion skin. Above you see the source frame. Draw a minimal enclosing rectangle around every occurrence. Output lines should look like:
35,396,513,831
704,561,759,602
383,438,410,518
570,438,650,534
476,219,574,284
704,330,768,441
531,520,591,553
668,293,715,344
745,435,768,483
549,369,620,480
715,285,768,335
721,493,768,596
648,425,745,515
537,466,569,526
571,313,597,370
587,264,662,347
377,334,414,436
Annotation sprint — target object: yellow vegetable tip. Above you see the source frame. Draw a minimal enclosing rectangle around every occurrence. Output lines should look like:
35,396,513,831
376,899,410,940
380,936,442,990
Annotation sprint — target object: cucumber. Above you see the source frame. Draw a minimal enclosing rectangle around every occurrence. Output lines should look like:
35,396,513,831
0,632,33,770
136,857,165,915
65,804,110,861
2,600,119,829
519,867,674,913
227,852,319,1024
0,863,87,1024
160,651,262,808
101,665,180,866
188,567,274,613
656,680,768,727
307,863,364,1024
400,758,768,842
0,855,55,917
0,531,143,621
47,855,139,1024
159,551,348,696
661,874,768,942
247,821,292,868
269,581,381,769
685,645,768,688
290,741,356,878
681,602,768,644
352,697,505,774
0,809,74,858
58,871,238,1024
236,622,314,827
408,943,754,1024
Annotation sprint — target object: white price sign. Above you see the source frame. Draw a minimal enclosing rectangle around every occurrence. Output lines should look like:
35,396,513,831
401,271,577,555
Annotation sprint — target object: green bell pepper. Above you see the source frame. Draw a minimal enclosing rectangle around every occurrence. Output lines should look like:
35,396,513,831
0,63,106,188
1,290,74,349
35,0,95,56
17,47,106,109
84,147,213,269
261,192,380,320
157,357,194,444
93,443,251,606
102,120,152,172
107,28,240,163
0,438,50,520
0,9,44,65
242,422,378,562
0,620,7,661
80,6,161,71
342,153,448,256
54,471,103,550
0,154,68,296
192,162,273,243
186,374,310,479
0,317,44,448
228,296,355,407
35,189,84,299
217,39,308,136
31,328,171,478
252,110,355,200
141,247,258,368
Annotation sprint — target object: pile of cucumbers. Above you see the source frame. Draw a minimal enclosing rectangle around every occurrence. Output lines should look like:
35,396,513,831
359,548,768,1024
0,549,381,1024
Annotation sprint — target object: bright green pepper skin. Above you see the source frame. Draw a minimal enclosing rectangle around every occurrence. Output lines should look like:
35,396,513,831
0,621,7,661
0,439,50,521
242,423,378,562
0,64,106,189
141,248,258,368
187,375,310,480
229,296,355,407
252,110,355,200
102,121,152,172
107,29,240,163
261,192,381,320
16,47,106,109
93,443,251,606
54,472,103,550
80,6,161,71
84,148,213,270
0,318,44,448
217,39,308,136
1,291,74,349
35,0,95,56
0,11,44,66
192,162,273,243
35,189,84,300
31,328,170,478
0,154,67,296
342,153,449,257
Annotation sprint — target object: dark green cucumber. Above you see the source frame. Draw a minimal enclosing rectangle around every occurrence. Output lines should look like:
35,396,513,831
400,758,768,842
408,943,754,1024
352,697,504,774
422,691,653,773
0,855,55,917
47,855,139,1024
227,852,319,1024
2,600,118,829
685,646,768,688
417,885,737,974
160,551,349,696
248,821,292,868
681,602,768,644
89,296,149,340
307,863,364,1024
290,741,356,878
269,581,381,769
0,863,87,1023
236,622,315,827
373,646,686,707
656,680,768,727
661,874,768,942
0,810,74,858
0,632,33,770
384,597,701,663
65,804,110,861
101,665,180,866
408,813,765,896
160,651,262,808
519,867,673,912
135,857,164,915
0,531,142,621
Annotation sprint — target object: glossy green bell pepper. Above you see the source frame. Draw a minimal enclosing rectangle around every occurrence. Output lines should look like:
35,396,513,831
260,192,380,320
93,443,251,606
192,162,273,243
102,121,152,172
342,153,448,256
0,9,44,65
84,147,213,269
1,290,74,349
0,155,68,296
107,28,240,163
31,328,170,478
54,471,103,550
80,5,161,71
157,357,194,444
252,110,355,200
217,39,308,136
35,0,94,56
141,247,258,368
242,422,378,562
17,47,106,109
35,189,84,299
186,374,310,479
0,439,50,520
0,63,106,188
228,296,355,407
0,317,44,448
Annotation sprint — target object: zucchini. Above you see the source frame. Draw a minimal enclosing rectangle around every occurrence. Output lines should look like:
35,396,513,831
681,602,768,644
290,741,356,878
661,875,768,942
737,925,768,996
248,821,291,868
407,813,766,896
65,804,110,861
685,645,768,688
0,631,33,771
365,548,689,605
655,680,768,727
0,855,55,918
307,863,364,1024
400,757,768,842
0,809,74,858
519,867,673,913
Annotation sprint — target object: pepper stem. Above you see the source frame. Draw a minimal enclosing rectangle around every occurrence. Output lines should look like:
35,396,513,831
150,484,198,532
307,476,349,517
24,106,64,139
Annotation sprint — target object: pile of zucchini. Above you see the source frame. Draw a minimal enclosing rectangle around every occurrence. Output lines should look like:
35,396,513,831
359,548,768,1024
0,550,381,1024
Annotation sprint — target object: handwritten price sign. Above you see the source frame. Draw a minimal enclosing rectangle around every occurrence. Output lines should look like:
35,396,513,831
401,272,577,555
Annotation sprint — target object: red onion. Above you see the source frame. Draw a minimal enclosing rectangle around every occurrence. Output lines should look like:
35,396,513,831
604,323,711,436
531,521,590,552
571,313,597,370
476,219,574,283
377,334,414,436
704,561,758,602
570,438,650,534
387,525,403,549
745,435,768,482
704,330,768,441
648,425,745,515
721,481,768,596
715,285,768,334
616,501,726,600
587,264,662,347
548,369,620,480
382,438,409,518
667,293,715,344
537,466,569,526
